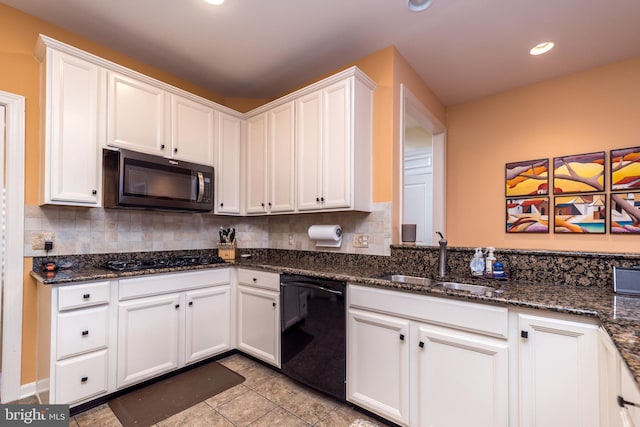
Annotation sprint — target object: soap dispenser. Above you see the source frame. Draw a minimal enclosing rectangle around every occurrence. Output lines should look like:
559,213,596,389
485,247,496,275
470,248,485,276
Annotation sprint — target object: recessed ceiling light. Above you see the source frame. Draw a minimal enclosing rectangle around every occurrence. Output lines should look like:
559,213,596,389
530,41,555,56
408,0,433,12
204,0,224,5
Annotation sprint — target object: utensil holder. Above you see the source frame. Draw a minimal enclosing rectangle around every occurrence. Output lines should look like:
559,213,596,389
217,242,237,261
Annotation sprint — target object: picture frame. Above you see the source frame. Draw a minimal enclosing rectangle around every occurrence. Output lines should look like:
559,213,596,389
554,194,606,234
505,158,549,197
506,197,550,233
610,146,640,191
610,192,640,234
553,151,605,195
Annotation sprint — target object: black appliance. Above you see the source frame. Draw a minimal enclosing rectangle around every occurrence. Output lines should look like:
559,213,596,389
102,255,225,272
280,274,346,401
103,148,214,212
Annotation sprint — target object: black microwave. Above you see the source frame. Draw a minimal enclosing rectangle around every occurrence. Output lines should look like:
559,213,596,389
103,149,214,212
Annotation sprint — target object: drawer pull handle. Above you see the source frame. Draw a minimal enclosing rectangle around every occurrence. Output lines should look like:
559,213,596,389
252,277,257,282
81,330,89,336
175,304,180,309
83,294,90,299
521,330,529,339
399,334,405,341
188,301,193,307
419,341,425,348
81,376,88,383
272,302,276,307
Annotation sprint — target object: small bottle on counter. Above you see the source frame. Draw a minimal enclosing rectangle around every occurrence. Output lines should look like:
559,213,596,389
470,248,485,276
493,262,506,278
485,247,496,276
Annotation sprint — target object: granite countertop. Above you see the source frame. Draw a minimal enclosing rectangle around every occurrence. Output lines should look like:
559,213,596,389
32,257,640,388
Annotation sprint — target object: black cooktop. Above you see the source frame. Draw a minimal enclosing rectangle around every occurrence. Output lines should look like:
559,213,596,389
102,255,225,272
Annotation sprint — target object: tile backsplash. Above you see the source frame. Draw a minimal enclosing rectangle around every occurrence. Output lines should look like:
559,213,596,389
24,202,392,257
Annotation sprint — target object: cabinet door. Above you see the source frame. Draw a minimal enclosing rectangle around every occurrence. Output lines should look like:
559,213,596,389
518,313,599,427
268,101,295,213
171,95,214,165
185,286,231,364
321,79,352,209
296,90,323,211
117,293,180,388
620,363,640,427
107,72,167,155
44,49,102,206
416,324,508,427
245,113,268,213
215,111,242,214
598,327,624,427
347,308,410,426
237,285,279,367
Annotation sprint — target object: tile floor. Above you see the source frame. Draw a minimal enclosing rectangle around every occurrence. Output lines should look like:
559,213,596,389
59,353,390,426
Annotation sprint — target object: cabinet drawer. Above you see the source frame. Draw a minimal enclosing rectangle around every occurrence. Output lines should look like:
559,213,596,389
56,306,109,360
55,350,108,405
119,269,230,300
349,284,508,339
58,281,111,311
237,269,280,291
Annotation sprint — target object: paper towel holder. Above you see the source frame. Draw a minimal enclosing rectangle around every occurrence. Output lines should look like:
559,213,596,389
308,225,343,248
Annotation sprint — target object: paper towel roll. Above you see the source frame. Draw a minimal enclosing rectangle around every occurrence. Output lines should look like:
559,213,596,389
308,225,343,247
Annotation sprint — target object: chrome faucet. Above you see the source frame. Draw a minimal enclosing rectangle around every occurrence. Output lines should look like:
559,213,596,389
436,231,447,278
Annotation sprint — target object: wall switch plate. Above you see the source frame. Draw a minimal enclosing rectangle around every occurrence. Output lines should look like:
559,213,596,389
32,231,55,250
353,233,369,248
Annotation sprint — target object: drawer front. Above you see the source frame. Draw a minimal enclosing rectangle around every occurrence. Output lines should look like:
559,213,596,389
119,268,231,300
56,306,109,360
55,350,109,405
237,268,280,291
58,281,111,311
349,284,508,339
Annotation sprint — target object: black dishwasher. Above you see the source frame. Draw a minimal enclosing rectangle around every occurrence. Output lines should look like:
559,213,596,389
280,274,346,401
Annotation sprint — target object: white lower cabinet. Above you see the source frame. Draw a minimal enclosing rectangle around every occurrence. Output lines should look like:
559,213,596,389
36,280,115,406
515,311,600,427
116,269,232,389
117,293,181,388
416,324,508,427
347,309,410,425
236,269,280,367
347,285,509,427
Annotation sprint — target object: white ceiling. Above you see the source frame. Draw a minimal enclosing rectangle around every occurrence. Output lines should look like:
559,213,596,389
4,0,640,106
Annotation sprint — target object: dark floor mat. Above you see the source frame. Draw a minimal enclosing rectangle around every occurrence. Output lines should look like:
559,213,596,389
108,361,244,426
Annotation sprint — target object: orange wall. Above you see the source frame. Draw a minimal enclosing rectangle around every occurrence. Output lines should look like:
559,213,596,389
446,57,640,253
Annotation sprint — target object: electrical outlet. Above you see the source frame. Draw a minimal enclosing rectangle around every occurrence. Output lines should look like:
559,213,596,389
353,233,369,248
32,231,55,250
288,234,294,245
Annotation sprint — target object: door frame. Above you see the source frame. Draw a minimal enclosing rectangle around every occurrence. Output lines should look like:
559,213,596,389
0,91,25,403
399,84,446,245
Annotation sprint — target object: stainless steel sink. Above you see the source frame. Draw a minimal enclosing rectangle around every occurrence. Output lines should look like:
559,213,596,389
434,281,494,295
379,274,434,286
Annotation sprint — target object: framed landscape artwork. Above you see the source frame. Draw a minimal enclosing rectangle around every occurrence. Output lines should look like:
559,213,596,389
610,146,640,191
505,159,549,197
506,197,549,233
553,152,605,194
610,192,640,234
554,194,606,233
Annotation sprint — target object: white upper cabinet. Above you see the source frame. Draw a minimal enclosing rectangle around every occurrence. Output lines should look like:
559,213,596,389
296,70,374,212
36,39,105,207
215,111,243,214
107,71,167,156
245,101,295,214
170,94,215,165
